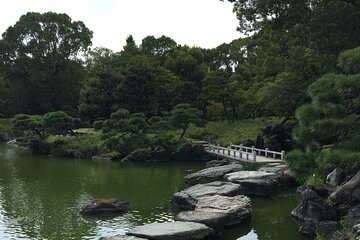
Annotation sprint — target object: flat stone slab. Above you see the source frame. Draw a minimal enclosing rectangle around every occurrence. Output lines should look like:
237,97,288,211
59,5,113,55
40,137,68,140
224,171,280,197
171,181,243,210
195,195,251,226
175,211,229,231
127,221,214,240
184,164,243,185
100,235,148,240
224,171,277,182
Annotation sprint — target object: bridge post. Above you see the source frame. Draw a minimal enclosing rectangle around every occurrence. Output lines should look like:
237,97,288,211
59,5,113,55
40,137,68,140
240,144,243,152
227,147,230,155
251,146,255,154
217,145,220,153
265,148,269,157
281,150,285,161
253,151,257,162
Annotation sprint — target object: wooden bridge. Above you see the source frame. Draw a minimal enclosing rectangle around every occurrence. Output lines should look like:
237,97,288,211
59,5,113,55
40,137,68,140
193,140,285,163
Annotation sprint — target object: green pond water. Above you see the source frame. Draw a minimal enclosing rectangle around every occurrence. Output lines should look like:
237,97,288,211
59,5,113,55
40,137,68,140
0,144,307,240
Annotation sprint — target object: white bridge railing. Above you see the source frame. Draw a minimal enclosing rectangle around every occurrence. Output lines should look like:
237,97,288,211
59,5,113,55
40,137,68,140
203,143,285,163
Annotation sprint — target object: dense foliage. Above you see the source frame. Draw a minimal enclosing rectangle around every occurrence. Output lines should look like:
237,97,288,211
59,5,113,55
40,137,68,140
1,5,359,174
286,47,360,183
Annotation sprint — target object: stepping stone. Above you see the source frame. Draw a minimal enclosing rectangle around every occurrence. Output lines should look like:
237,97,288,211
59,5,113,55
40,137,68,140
184,164,243,185
175,211,229,232
195,195,252,226
127,221,214,240
171,181,243,210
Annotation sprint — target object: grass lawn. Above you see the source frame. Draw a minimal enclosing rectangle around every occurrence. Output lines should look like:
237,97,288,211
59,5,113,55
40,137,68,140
187,117,280,146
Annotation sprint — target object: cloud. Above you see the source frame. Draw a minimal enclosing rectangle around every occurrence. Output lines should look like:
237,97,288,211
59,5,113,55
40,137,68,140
0,0,241,51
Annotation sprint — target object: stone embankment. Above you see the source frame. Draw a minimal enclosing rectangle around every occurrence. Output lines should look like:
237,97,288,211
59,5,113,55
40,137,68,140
293,169,360,239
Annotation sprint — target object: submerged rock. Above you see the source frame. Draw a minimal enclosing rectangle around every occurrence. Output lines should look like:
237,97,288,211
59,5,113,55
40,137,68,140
184,164,243,185
80,198,129,215
171,181,243,210
127,221,214,240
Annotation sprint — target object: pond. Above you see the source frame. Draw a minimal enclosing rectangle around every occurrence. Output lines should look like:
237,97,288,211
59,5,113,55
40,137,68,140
0,144,307,240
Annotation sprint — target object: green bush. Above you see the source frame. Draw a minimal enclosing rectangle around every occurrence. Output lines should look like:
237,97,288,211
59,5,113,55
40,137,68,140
285,149,318,183
187,117,280,146
305,174,324,187
63,133,104,152
93,120,104,131
316,148,360,169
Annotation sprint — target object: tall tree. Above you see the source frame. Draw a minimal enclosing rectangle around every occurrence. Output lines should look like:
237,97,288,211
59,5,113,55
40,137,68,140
0,12,93,115
286,47,360,182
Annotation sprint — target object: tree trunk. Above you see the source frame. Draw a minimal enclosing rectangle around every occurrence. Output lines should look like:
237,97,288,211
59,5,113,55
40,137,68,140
180,123,189,139
221,98,231,124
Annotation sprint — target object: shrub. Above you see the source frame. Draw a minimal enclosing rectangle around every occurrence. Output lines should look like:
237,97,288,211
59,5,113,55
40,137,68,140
305,174,324,187
93,120,104,131
285,149,318,183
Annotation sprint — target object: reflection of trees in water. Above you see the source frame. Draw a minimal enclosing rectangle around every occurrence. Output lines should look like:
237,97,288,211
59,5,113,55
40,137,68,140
0,145,203,239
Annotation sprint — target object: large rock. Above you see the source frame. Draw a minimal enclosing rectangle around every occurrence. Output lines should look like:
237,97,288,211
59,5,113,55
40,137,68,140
292,188,338,222
330,170,360,204
353,224,360,239
171,181,243,210
195,195,252,226
205,159,231,168
299,221,316,237
326,168,346,187
100,236,147,240
315,221,341,238
184,164,243,185
175,211,229,232
224,171,279,196
80,198,129,215
347,204,360,225
127,221,214,240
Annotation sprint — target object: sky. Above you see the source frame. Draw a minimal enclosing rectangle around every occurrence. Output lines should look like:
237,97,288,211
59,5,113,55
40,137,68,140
0,0,241,52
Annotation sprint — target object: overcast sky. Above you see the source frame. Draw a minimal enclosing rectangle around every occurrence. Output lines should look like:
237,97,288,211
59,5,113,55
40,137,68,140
0,0,241,52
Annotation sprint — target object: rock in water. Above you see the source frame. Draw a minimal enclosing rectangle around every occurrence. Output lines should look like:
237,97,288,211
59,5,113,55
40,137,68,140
171,181,243,210
80,198,129,215
175,211,229,232
127,221,214,240
224,171,279,196
195,195,252,226
291,188,337,222
299,221,316,237
184,164,243,185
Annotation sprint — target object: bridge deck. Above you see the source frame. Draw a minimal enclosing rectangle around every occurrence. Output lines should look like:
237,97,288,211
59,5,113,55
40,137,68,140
202,143,285,164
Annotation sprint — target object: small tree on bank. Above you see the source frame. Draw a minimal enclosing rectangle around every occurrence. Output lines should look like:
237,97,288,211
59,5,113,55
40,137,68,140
170,104,202,139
